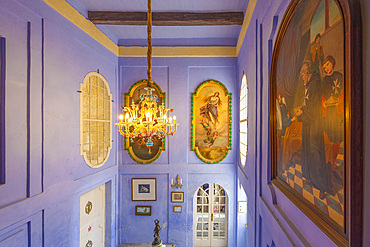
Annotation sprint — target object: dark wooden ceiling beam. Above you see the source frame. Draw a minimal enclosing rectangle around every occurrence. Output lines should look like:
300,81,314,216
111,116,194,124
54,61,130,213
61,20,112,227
88,11,243,26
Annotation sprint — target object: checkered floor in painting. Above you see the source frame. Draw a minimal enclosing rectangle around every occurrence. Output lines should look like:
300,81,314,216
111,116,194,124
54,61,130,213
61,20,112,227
280,154,344,227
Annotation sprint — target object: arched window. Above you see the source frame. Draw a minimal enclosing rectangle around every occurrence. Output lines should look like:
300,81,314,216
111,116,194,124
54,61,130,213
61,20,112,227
239,73,248,167
80,72,112,168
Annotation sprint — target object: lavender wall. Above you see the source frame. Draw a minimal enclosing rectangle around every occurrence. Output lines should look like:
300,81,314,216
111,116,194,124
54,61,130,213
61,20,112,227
0,0,369,246
0,0,118,246
237,0,369,246
117,56,238,246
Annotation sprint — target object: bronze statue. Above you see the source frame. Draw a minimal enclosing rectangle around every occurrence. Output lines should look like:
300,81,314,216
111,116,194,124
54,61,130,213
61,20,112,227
152,219,162,246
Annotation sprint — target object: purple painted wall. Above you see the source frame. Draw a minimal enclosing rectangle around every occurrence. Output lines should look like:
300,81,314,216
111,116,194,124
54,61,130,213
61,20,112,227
117,56,238,246
0,0,369,246
237,0,369,246
0,0,118,246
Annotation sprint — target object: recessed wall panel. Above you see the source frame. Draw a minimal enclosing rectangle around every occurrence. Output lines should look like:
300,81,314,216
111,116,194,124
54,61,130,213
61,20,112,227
0,224,28,247
188,66,236,164
120,66,170,164
0,5,29,207
0,210,43,247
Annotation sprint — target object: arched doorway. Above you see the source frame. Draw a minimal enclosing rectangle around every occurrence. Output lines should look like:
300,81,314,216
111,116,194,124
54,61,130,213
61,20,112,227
194,183,228,247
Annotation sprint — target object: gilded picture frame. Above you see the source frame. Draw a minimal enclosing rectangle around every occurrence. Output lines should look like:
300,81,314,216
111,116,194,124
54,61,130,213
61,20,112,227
123,80,167,164
135,205,152,216
270,0,363,245
171,192,184,203
173,206,182,213
191,80,232,164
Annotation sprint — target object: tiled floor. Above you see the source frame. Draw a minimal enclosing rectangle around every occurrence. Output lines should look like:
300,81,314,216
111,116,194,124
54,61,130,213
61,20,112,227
280,154,344,227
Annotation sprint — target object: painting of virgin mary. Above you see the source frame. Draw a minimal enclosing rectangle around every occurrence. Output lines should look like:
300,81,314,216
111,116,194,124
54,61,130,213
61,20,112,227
191,80,232,164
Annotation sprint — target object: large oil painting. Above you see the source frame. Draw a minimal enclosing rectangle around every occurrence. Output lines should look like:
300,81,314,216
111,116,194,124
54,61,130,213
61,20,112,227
191,80,232,164
270,0,363,245
123,80,167,164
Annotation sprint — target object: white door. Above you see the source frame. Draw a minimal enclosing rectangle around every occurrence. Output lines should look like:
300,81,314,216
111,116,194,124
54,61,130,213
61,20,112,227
194,183,227,247
80,184,106,247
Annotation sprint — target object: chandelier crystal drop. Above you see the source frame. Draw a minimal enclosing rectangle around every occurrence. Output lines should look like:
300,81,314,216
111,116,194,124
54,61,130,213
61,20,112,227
115,0,179,154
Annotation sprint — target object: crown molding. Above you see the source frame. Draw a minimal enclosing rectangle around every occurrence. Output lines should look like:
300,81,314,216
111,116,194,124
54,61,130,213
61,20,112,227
236,0,257,56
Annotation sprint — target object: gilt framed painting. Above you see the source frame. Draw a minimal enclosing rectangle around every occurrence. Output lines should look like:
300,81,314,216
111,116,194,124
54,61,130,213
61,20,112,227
191,80,232,164
135,205,152,216
171,192,184,203
270,0,362,245
173,206,182,213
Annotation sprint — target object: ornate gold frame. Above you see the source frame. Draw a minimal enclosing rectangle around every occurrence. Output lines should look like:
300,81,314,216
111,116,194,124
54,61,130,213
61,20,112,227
123,80,166,164
270,0,363,245
191,80,232,164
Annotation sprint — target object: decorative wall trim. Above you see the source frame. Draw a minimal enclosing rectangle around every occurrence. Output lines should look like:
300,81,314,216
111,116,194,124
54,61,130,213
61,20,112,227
0,37,5,185
0,210,43,246
43,0,118,56
118,46,236,57
260,196,298,247
273,200,311,247
41,18,45,192
26,22,31,197
236,0,257,56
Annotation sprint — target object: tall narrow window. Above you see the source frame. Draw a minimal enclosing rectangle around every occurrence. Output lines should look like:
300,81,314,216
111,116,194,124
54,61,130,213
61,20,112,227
80,72,112,168
239,73,248,167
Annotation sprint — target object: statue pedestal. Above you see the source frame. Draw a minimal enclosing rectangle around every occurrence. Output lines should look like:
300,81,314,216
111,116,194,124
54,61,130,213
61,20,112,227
152,240,162,247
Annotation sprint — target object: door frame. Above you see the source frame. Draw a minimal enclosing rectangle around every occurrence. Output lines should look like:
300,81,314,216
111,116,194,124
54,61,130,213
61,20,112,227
193,183,228,247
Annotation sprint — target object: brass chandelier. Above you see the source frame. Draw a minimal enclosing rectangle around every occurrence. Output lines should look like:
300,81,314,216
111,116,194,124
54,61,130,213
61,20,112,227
116,0,179,154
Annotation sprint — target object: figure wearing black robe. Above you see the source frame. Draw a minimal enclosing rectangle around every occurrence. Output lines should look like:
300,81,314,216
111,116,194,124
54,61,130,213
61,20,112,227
298,71,329,194
322,71,344,143
280,103,292,136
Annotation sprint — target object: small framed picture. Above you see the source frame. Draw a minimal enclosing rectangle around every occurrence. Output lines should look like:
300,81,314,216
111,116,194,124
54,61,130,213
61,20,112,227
171,192,184,203
173,206,182,213
135,205,152,216
132,178,157,201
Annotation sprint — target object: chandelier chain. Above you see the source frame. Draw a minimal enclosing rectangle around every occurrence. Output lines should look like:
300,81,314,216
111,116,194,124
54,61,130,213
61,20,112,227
115,0,179,156
147,0,152,85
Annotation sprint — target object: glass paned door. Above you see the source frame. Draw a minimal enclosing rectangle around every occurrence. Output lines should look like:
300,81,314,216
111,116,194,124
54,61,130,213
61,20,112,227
195,183,227,247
